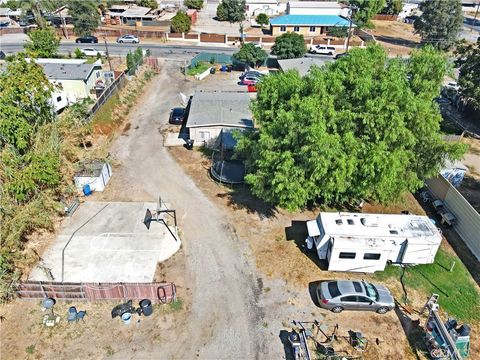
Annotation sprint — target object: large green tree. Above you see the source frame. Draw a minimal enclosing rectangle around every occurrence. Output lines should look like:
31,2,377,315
0,54,55,152
414,0,463,51
171,11,192,33
233,43,267,67
216,0,245,23
24,27,60,58
68,0,100,37
184,0,204,10
455,39,480,112
256,13,269,28
236,45,466,211
382,0,402,15
271,32,306,59
350,0,385,28
136,0,157,8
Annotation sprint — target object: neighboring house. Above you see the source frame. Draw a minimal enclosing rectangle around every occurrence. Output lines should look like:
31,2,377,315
286,1,349,17
186,92,254,145
39,60,105,107
277,57,331,76
245,0,279,17
270,14,351,36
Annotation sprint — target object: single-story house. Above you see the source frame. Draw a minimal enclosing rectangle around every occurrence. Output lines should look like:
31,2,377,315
186,92,254,146
270,14,352,36
245,0,279,17
286,1,349,17
277,57,331,76
116,6,160,26
39,60,105,105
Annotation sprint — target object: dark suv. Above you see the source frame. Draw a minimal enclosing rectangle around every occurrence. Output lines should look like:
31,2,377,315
169,108,185,125
75,35,98,44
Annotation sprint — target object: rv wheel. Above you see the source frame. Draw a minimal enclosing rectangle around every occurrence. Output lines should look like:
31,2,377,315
331,306,344,313
376,307,389,314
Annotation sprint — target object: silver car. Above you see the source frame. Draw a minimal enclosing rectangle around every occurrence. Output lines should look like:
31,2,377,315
117,35,139,44
317,280,395,314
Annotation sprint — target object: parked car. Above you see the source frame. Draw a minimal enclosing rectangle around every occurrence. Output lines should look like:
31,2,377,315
334,52,349,60
117,35,139,43
240,71,264,80
310,45,336,56
316,280,395,314
169,107,185,125
80,48,105,57
241,75,260,85
75,35,98,44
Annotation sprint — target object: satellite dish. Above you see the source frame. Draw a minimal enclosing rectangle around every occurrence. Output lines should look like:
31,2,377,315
42,298,55,309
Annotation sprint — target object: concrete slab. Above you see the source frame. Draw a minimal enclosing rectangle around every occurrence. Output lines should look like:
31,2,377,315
164,132,187,147
29,201,181,283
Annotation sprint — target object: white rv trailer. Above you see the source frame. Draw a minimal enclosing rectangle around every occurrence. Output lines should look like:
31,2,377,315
306,212,442,273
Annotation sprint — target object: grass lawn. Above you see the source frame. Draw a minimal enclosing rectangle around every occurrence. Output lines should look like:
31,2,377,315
372,247,480,322
187,62,212,76
91,94,120,126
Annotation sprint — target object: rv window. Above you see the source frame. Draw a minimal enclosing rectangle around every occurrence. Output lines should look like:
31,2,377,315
339,252,356,259
347,219,354,225
364,253,381,260
335,219,343,225
340,296,357,302
353,281,362,293
389,230,398,234
327,282,341,297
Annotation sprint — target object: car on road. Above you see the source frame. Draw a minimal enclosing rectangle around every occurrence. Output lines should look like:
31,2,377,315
316,280,395,314
80,48,105,57
75,35,98,44
310,45,336,56
117,35,140,43
169,107,185,125
334,52,349,60
240,70,265,79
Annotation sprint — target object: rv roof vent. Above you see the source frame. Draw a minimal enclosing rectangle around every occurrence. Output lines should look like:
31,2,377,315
347,219,354,225
335,219,343,225
360,217,379,227
389,230,399,235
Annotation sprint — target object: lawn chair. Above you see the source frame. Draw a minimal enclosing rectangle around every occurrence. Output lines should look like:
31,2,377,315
76,311,86,322
67,306,77,323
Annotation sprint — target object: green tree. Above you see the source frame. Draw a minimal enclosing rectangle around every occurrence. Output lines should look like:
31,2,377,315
233,43,268,68
184,0,204,10
455,40,480,112
328,26,348,38
136,0,157,8
24,27,60,58
271,32,306,59
216,0,245,23
256,13,269,28
68,0,100,37
350,0,386,28
171,11,191,33
414,0,463,51
0,54,55,152
236,44,466,211
382,0,402,15
74,47,86,59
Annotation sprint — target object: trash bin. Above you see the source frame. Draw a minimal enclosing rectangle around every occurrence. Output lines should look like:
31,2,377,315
83,184,92,196
139,299,153,317
185,139,194,150
121,312,132,325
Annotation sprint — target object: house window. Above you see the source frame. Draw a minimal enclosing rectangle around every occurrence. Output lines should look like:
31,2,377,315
309,26,316,32
363,253,381,260
293,26,300,32
280,26,286,32
199,131,210,140
339,252,356,259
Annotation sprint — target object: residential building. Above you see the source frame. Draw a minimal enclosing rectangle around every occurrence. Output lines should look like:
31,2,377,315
245,0,279,17
277,57,331,76
287,1,347,16
186,92,254,145
270,14,351,36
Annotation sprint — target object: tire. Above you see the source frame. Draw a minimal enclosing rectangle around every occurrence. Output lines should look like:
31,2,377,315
91,40,94,43
119,40,123,43
331,306,344,313
76,40,80,43
376,307,390,314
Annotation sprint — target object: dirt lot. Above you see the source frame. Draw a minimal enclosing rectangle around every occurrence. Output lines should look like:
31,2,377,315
370,20,421,56
458,136,480,212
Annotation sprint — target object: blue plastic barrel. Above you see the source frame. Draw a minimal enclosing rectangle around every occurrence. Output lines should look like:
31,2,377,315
83,184,92,196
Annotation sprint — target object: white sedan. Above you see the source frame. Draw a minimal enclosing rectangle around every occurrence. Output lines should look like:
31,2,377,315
80,48,105,57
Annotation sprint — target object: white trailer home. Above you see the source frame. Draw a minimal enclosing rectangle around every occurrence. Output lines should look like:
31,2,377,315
306,212,442,273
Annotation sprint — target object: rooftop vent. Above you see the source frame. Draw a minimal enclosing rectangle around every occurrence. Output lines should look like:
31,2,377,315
360,217,379,227
335,219,343,225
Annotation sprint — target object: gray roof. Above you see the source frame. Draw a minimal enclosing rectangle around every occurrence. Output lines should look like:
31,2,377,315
186,92,254,129
40,63,101,81
119,6,154,17
278,57,331,76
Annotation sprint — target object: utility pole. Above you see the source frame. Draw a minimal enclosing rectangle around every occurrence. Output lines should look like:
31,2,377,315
103,35,113,71
61,11,68,39
472,1,480,33
345,5,356,53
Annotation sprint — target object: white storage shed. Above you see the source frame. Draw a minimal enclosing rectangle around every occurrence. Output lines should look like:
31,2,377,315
306,212,442,273
74,161,112,193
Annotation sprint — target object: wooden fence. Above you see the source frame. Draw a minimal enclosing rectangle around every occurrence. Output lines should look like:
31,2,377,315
16,281,176,303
